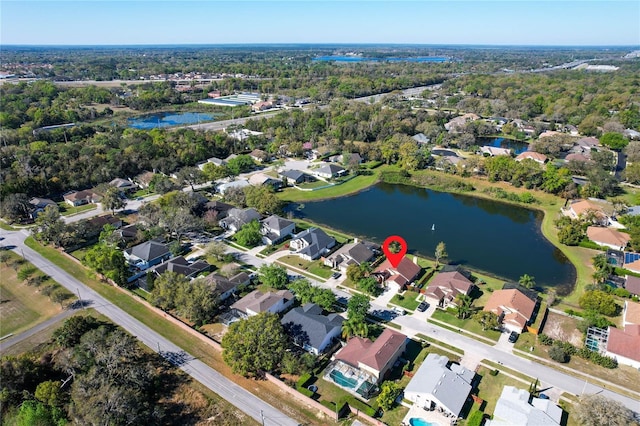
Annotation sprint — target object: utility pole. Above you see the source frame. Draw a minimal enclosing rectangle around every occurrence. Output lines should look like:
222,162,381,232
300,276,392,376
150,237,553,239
260,409,264,426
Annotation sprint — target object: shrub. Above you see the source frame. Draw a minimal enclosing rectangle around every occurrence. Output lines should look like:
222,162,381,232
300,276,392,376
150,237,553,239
342,396,376,417
549,342,570,363
538,334,554,345
297,386,314,398
297,373,313,388
490,369,499,376
467,409,484,426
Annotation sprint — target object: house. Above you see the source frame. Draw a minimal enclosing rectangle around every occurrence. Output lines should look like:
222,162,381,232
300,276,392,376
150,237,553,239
217,179,250,195
586,226,631,250
289,228,336,260
84,214,123,238
249,149,270,163
281,303,344,355
219,208,262,233
230,289,295,318
625,275,640,296
515,151,547,164
412,133,431,145
605,324,640,369
623,300,640,326
114,224,139,243
279,169,311,185
313,163,347,179
483,288,538,333
576,136,600,150
147,256,210,279
248,173,282,189
324,241,378,272
226,128,264,141
334,328,407,382
565,152,592,163
404,353,475,419
480,146,512,157
565,199,609,225
200,157,227,169
252,100,273,112
374,257,422,292
63,190,99,207
29,197,57,218
260,215,295,245
124,240,171,270
202,271,250,301
341,153,363,165
203,200,234,220
134,171,155,188
109,177,136,191
444,113,480,133
538,130,562,139
624,259,640,274
423,270,475,307
486,386,563,426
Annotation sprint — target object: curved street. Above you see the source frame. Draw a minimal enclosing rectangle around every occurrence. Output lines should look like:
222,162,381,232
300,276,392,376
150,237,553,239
0,228,299,426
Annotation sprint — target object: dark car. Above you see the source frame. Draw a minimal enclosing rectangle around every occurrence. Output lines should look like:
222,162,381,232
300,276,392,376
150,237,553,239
508,331,519,343
417,301,429,312
331,272,341,279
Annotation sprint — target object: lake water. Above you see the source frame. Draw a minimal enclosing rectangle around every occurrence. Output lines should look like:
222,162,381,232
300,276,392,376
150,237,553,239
478,137,530,155
290,182,575,293
128,112,219,129
313,56,449,63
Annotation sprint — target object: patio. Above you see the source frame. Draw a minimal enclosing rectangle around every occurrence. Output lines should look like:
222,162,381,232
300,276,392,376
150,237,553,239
323,360,378,399
402,403,455,426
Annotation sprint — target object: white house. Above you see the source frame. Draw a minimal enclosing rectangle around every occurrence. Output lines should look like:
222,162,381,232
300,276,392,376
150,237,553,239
487,386,563,426
260,215,295,245
289,228,336,260
230,289,295,319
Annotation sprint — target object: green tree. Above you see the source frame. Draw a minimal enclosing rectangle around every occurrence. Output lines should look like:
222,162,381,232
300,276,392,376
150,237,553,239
474,311,499,331
579,290,619,316
289,278,336,311
202,162,231,181
455,294,473,319
226,155,255,175
435,241,448,268
205,240,227,260
548,342,569,363
518,274,536,289
35,380,63,407
33,205,67,248
150,271,186,311
258,263,289,289
53,315,100,348
600,132,628,150
341,316,369,339
101,186,126,215
83,243,128,285
244,185,283,214
377,381,401,411
357,276,380,296
221,312,288,377
347,293,370,321
234,220,262,247
176,166,204,191
175,277,219,326
0,193,31,222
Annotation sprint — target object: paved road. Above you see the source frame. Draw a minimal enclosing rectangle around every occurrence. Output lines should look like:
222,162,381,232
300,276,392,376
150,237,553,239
226,244,640,414
0,229,298,426
0,308,76,352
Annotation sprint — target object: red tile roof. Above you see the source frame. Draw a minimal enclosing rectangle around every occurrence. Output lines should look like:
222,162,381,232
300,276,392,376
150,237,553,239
586,227,631,248
607,324,640,362
624,301,640,325
335,328,407,373
515,151,547,163
375,257,421,284
424,271,474,302
483,289,536,330
626,276,640,296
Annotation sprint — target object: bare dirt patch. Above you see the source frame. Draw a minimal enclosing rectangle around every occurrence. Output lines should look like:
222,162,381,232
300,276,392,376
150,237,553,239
544,311,583,347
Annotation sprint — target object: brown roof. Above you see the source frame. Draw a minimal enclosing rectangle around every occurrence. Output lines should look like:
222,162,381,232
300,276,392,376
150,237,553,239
375,257,421,284
626,276,640,296
565,153,591,163
515,151,547,163
335,328,407,372
586,227,631,248
624,301,640,325
231,289,293,315
424,271,474,302
63,189,96,202
570,200,606,217
607,324,640,362
483,289,537,329
625,259,640,274
87,214,121,229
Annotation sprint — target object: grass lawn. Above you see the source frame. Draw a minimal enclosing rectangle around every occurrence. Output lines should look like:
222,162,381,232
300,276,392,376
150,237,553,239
475,366,533,415
296,180,332,189
277,255,333,279
0,253,70,336
24,237,331,426
293,220,352,244
415,333,465,356
57,202,97,216
390,290,421,311
278,167,387,203
379,405,409,426
430,308,502,342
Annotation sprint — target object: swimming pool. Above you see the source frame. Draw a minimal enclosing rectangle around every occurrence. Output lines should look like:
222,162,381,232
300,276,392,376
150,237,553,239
409,418,440,426
329,369,358,389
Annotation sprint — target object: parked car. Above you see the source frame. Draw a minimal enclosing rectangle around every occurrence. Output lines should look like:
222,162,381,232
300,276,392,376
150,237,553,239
538,393,549,400
508,331,519,343
331,272,341,279
417,301,429,312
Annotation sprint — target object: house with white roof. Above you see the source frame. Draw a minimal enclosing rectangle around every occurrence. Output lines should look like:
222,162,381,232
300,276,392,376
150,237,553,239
404,353,475,419
486,386,562,426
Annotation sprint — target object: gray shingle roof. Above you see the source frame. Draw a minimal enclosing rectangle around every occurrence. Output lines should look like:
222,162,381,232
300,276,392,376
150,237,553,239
291,228,336,259
281,303,344,352
261,215,294,232
125,240,170,262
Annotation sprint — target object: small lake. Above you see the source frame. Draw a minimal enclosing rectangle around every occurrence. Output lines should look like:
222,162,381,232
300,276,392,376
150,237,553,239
313,56,449,63
478,137,530,155
289,182,575,294
128,112,219,129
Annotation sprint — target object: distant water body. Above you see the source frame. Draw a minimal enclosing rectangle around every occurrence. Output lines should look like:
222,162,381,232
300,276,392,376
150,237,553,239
313,56,449,63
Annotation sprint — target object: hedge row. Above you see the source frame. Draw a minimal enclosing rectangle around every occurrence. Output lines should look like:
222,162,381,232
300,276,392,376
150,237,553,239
538,334,617,368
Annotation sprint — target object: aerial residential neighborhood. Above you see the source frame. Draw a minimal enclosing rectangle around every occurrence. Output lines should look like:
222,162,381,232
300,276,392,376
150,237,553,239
1,4,640,425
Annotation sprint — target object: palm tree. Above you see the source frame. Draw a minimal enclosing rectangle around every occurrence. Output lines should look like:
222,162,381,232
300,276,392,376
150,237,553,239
455,294,473,319
341,317,368,339
519,274,536,289
592,268,609,286
592,254,610,272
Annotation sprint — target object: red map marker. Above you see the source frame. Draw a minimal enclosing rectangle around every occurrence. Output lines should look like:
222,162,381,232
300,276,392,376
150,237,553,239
382,235,408,268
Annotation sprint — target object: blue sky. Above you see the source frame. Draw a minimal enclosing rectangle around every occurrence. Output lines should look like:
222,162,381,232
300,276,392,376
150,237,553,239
1,1,639,46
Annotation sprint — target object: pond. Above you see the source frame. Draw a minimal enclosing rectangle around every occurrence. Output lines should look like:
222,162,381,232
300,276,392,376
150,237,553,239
288,182,575,294
128,112,220,129
477,137,530,155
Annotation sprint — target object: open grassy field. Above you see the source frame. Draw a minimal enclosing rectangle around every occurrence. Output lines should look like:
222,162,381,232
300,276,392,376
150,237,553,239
430,308,502,342
0,253,68,337
24,237,334,426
